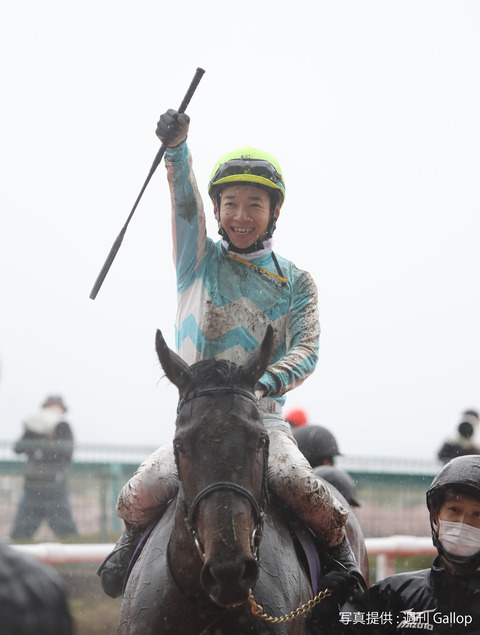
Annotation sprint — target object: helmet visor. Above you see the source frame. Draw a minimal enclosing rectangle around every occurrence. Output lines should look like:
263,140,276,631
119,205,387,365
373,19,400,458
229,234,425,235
210,159,285,201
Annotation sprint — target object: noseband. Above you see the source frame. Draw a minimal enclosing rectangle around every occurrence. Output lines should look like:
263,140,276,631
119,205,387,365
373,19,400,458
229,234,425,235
175,386,269,563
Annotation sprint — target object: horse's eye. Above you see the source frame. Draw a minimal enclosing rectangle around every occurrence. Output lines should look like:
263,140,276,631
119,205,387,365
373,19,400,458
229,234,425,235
174,440,187,456
257,435,268,451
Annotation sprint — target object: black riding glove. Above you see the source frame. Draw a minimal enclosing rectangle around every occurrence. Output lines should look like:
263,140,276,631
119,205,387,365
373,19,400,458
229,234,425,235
156,108,190,147
309,569,358,631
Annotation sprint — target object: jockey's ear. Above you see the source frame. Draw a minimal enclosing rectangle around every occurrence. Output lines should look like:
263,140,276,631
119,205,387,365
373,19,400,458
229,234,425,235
155,329,193,396
238,325,274,390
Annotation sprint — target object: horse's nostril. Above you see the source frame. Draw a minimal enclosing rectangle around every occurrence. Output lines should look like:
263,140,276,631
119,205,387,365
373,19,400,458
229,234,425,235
242,558,259,586
201,556,259,604
201,562,216,591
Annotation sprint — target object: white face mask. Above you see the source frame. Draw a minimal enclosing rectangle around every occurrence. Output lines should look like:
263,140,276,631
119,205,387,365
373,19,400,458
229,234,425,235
438,520,480,557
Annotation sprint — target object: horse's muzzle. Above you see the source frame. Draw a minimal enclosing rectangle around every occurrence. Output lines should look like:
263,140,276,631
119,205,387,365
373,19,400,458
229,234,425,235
201,555,259,607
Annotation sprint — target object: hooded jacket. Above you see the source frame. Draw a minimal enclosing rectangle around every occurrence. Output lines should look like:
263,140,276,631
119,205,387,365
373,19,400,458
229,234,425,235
340,556,480,633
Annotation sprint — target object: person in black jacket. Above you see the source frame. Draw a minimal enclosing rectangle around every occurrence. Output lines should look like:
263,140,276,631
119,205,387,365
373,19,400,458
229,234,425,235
10,395,78,539
0,538,73,634
337,455,480,633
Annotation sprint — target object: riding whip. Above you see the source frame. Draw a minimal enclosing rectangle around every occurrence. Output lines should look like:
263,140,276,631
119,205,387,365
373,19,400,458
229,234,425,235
89,67,206,300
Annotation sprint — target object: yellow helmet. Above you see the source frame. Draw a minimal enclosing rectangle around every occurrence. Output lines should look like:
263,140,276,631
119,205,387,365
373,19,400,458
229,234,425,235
208,146,285,206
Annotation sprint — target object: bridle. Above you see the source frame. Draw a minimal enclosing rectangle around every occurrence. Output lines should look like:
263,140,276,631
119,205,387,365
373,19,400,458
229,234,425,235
170,385,333,625
174,386,269,563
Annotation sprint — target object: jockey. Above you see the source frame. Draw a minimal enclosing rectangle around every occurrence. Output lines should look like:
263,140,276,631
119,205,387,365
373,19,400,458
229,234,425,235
98,110,366,606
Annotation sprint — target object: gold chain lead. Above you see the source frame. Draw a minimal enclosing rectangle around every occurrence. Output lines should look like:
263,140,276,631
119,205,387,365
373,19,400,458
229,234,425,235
248,587,333,623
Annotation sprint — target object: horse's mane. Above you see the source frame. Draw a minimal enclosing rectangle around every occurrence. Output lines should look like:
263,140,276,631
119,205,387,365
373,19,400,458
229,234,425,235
188,358,242,392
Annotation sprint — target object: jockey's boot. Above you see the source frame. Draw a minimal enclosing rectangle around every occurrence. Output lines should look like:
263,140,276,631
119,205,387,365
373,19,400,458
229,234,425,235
97,526,144,598
308,536,367,632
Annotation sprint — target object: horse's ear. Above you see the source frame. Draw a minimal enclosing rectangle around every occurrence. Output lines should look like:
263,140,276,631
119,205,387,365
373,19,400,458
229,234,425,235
155,329,193,394
239,325,274,389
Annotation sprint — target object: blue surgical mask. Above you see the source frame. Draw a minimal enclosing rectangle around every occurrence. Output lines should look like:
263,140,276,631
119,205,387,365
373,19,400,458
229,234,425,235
438,520,480,557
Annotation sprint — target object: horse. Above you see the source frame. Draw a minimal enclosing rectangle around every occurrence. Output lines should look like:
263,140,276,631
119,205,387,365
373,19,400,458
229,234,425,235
118,326,369,634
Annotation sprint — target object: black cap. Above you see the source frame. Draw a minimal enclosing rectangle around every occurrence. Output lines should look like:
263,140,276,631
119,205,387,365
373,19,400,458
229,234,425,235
293,425,341,467
42,395,68,412
314,465,360,507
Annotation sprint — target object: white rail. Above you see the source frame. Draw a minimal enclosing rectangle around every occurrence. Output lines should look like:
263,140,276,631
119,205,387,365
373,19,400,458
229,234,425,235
12,535,437,582
13,542,115,564
366,535,436,580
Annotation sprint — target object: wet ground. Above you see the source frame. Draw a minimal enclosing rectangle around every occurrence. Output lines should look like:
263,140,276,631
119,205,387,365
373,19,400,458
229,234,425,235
57,562,122,635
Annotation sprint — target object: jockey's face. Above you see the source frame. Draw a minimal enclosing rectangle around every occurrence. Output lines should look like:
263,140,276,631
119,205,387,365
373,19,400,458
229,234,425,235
216,184,279,251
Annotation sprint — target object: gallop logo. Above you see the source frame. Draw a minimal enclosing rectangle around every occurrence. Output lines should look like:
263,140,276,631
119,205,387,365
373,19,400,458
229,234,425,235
398,608,473,630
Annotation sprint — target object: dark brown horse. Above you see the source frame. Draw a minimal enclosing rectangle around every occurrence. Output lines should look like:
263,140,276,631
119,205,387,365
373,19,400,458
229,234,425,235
118,326,368,634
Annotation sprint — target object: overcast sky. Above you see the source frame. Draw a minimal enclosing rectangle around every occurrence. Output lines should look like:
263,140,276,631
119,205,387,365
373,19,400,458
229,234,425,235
1,1,479,460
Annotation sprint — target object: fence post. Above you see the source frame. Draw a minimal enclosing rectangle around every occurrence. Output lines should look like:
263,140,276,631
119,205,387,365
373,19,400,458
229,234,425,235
375,554,396,581
98,469,109,542
109,462,124,533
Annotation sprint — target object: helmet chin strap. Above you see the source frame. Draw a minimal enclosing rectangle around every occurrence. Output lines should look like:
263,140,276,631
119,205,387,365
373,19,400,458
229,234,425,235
217,214,277,255
439,542,480,567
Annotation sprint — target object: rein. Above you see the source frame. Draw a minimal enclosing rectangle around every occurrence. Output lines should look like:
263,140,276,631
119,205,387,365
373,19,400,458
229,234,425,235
175,385,268,563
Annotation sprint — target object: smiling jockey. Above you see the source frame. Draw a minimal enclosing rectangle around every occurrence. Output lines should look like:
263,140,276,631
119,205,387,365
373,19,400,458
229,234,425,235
98,110,366,610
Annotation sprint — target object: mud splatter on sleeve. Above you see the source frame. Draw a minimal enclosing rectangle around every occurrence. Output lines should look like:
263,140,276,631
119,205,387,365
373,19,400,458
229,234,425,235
260,270,320,397
164,143,206,292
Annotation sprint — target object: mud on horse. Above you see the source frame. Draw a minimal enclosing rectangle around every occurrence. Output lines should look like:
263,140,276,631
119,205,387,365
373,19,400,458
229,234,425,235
118,326,367,634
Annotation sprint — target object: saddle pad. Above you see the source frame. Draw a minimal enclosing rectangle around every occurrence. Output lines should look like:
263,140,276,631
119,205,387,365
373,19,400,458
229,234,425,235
289,521,322,596
124,513,164,591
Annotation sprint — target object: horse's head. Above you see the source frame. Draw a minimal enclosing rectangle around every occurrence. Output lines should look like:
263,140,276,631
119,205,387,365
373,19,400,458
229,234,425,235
155,326,274,608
